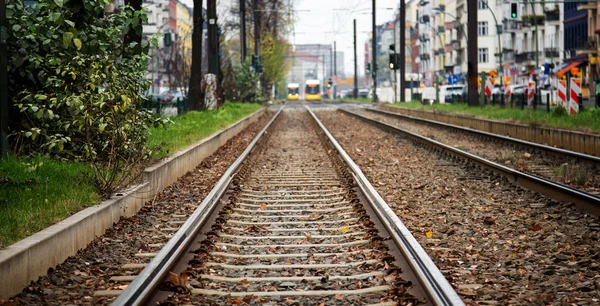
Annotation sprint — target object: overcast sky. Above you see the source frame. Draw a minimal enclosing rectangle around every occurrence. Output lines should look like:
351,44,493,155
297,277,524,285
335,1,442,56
182,0,399,75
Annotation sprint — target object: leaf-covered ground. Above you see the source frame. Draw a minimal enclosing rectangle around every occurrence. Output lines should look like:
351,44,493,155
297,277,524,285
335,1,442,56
317,110,600,305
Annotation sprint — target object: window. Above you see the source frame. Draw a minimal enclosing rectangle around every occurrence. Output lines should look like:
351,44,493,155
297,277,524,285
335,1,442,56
478,22,488,36
478,0,487,10
478,48,489,63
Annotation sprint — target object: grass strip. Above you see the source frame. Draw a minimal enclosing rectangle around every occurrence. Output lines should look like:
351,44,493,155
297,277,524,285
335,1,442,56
0,102,263,247
0,156,98,248
391,101,600,133
147,102,263,158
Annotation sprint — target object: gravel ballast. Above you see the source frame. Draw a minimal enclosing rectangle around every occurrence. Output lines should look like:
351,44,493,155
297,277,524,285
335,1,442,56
1,112,274,306
316,110,600,305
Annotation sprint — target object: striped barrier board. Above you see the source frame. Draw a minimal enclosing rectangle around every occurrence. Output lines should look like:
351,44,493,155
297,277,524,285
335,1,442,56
557,80,567,108
504,82,511,101
484,78,493,99
569,78,581,115
527,81,535,107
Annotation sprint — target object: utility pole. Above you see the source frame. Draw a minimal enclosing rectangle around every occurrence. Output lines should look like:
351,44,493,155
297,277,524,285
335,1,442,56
208,0,218,75
0,0,7,156
353,19,358,99
399,0,406,102
189,0,204,110
467,0,478,106
253,0,260,59
240,0,247,63
393,20,397,103
372,0,378,102
334,41,337,99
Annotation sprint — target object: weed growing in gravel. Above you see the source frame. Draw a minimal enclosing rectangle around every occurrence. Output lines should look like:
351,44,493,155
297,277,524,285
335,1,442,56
555,164,590,186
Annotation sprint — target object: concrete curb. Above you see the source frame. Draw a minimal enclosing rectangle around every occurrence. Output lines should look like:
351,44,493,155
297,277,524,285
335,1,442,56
0,108,266,299
381,105,600,157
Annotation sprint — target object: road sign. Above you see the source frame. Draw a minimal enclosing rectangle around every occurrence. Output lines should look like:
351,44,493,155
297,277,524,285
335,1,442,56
447,74,458,85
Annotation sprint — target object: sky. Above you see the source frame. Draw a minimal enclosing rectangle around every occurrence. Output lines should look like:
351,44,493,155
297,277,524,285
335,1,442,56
289,0,399,76
181,0,399,75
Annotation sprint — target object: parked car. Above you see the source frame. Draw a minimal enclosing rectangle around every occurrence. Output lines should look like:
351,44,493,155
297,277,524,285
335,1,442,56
340,90,349,99
358,89,369,98
160,90,186,103
440,85,465,103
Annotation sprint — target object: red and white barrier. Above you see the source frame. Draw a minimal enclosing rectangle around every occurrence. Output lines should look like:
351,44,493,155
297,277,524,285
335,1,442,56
484,78,493,99
569,78,581,114
504,83,511,101
557,80,567,108
527,81,535,107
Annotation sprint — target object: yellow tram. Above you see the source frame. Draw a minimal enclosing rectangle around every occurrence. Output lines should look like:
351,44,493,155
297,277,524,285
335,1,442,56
287,83,300,100
305,79,321,101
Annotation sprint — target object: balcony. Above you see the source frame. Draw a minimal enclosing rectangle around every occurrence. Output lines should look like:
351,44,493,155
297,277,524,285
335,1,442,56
522,15,545,26
580,37,599,52
503,19,521,32
451,39,461,50
445,43,454,52
515,51,537,63
503,50,515,62
545,8,560,22
419,34,430,42
544,48,559,58
420,54,431,61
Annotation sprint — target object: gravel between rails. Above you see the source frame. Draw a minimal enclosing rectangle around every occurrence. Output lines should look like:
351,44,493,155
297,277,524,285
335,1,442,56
316,110,600,305
354,109,600,196
1,112,275,306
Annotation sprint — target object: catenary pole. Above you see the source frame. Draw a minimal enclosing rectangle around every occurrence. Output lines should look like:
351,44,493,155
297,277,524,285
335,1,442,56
400,0,406,102
467,0,478,105
372,0,378,102
354,19,358,99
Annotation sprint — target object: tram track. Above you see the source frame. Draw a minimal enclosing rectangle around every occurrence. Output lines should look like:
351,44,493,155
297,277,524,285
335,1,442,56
341,108,600,216
111,108,462,305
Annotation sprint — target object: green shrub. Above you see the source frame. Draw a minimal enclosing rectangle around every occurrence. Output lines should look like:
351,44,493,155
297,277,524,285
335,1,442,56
7,0,168,195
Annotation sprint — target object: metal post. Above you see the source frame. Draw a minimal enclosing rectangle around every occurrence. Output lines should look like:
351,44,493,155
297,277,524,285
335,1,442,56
372,0,378,102
253,0,260,58
393,20,397,103
208,0,218,76
354,19,358,99
546,92,550,112
240,0,246,63
0,0,8,157
334,41,337,99
400,0,406,102
467,0,478,106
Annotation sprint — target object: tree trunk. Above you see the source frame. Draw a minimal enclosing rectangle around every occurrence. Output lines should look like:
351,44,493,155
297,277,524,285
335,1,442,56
189,0,205,110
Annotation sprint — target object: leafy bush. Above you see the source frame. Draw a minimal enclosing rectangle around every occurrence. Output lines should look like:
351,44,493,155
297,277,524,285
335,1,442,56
7,0,168,195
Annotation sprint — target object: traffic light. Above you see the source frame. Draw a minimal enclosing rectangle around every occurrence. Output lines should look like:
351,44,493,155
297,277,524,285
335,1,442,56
163,32,173,47
327,78,332,88
366,63,371,74
389,54,397,70
510,3,517,18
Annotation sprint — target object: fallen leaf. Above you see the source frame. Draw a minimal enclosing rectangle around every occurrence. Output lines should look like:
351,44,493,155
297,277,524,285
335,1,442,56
335,293,344,300
341,227,350,233
425,230,433,238
228,298,243,305
237,279,249,286
168,271,189,287
260,203,267,209
528,224,542,231
483,216,496,225
304,232,312,241
226,209,233,214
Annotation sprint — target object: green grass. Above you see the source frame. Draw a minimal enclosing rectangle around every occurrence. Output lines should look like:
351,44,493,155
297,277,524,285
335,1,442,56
391,101,600,133
147,102,263,158
0,156,99,248
0,102,262,248
342,97,373,104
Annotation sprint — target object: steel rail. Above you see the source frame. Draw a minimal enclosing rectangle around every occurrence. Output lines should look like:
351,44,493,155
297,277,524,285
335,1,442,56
365,108,600,162
340,108,600,216
306,106,464,306
112,108,282,306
